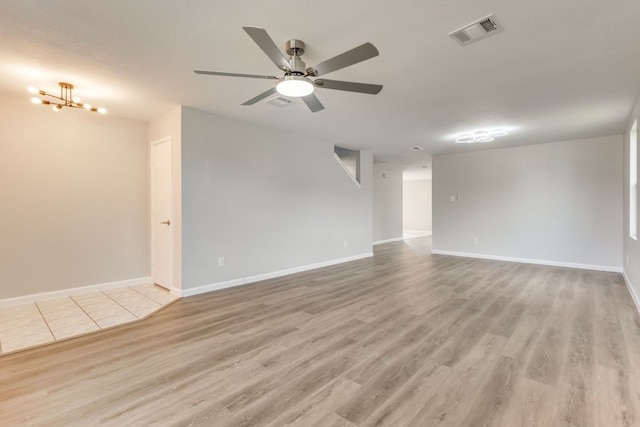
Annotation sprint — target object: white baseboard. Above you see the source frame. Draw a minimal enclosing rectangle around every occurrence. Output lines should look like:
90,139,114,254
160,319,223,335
180,252,374,298
373,237,404,245
430,250,623,273
403,230,432,239
0,276,152,308
623,271,640,316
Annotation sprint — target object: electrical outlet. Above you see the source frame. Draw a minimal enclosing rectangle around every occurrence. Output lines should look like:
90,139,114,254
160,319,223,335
473,237,479,245
218,257,225,267
450,195,455,202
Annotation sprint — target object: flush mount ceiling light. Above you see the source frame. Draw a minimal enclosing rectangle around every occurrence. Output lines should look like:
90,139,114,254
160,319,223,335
410,146,424,151
29,82,106,113
455,129,508,144
276,75,315,97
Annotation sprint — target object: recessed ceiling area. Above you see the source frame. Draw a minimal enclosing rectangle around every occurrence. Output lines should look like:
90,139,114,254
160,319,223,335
1,1,639,171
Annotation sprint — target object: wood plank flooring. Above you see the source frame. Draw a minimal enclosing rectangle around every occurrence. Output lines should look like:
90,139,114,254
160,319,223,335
1,237,639,426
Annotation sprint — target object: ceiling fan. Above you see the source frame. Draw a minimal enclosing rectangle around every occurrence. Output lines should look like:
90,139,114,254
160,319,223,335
194,26,383,113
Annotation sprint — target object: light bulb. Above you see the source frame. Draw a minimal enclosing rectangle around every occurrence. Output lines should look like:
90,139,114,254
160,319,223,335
52,105,62,112
31,97,42,104
97,107,107,114
28,86,38,94
72,96,82,103
83,103,92,110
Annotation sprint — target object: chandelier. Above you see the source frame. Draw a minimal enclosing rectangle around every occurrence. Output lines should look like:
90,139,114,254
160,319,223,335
29,82,106,114
455,129,508,144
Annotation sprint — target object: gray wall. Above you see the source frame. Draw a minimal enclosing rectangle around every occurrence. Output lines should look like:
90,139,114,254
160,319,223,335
180,107,373,290
403,179,432,233
624,97,640,302
433,135,623,270
0,95,149,299
373,165,403,242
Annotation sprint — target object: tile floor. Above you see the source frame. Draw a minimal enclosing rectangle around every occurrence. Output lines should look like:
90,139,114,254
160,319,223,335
0,284,178,355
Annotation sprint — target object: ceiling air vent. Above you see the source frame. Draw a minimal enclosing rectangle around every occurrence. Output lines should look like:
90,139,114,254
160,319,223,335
265,96,293,108
448,14,503,46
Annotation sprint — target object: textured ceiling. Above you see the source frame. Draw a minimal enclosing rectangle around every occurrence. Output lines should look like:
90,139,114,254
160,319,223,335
1,1,639,176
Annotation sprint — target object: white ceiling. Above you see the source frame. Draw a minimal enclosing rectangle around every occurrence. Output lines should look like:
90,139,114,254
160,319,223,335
2,1,639,175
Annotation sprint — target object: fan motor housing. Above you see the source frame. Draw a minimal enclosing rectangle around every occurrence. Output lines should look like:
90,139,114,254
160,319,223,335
285,39,307,74
285,39,305,56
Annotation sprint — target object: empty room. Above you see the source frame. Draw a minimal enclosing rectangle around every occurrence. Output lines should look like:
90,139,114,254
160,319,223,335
1,1,640,426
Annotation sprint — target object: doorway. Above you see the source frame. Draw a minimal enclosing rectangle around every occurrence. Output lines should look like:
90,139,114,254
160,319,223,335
150,137,172,289
402,176,432,239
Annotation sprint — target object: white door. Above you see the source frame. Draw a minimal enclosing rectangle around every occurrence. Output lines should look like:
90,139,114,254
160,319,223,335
151,137,172,289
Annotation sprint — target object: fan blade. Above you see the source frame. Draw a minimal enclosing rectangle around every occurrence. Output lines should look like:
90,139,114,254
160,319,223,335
194,69,277,80
241,87,278,105
315,79,383,95
312,42,379,76
301,93,324,113
243,26,291,71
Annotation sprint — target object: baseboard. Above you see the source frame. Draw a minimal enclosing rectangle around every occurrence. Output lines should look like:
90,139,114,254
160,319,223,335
0,276,152,308
403,230,432,239
623,271,640,316
430,250,623,273
373,237,404,245
180,252,374,298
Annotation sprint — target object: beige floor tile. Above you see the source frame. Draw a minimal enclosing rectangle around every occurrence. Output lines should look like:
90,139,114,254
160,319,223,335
0,314,46,331
104,288,162,319
1,331,55,354
129,305,161,319
71,292,108,306
0,303,42,323
46,313,96,331
37,298,84,321
50,322,99,340
130,284,177,305
81,301,135,322
94,313,138,329
1,285,178,356
37,297,76,309
0,322,51,339
0,307,50,340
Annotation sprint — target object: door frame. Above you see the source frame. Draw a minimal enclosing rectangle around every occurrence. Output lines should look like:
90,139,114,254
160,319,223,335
150,136,173,290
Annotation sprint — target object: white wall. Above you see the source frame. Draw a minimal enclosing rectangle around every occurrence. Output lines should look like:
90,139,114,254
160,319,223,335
433,135,623,270
0,95,149,299
403,179,432,233
373,165,403,243
180,107,373,291
624,97,640,306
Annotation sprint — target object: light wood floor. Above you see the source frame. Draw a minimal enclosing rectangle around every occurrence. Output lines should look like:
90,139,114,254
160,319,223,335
1,237,639,426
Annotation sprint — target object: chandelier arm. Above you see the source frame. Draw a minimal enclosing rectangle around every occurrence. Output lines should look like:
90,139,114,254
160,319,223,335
29,82,105,113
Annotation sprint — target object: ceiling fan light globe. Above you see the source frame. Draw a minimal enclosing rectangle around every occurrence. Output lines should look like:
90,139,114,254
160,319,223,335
276,76,314,97
455,135,475,143
488,129,508,137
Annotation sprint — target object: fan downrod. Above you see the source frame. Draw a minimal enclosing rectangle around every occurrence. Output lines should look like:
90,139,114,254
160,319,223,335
285,39,308,74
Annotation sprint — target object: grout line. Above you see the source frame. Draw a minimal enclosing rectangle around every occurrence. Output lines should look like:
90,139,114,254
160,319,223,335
34,302,56,341
70,295,102,330
101,290,141,319
128,285,165,307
